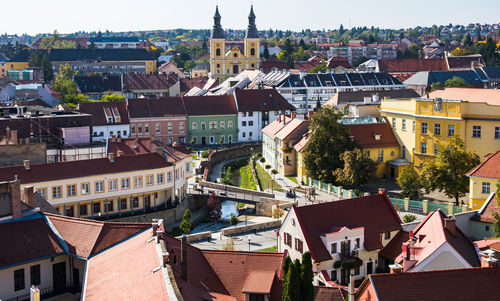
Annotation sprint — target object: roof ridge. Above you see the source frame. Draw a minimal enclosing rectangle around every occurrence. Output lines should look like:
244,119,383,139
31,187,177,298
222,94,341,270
201,249,284,256
45,212,154,227
371,265,499,278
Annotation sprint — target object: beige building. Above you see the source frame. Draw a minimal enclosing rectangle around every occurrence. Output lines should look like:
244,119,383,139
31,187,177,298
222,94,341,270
0,152,191,218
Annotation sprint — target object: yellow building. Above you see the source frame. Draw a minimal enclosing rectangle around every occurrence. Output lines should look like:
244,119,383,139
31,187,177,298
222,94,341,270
380,96,500,168
466,150,500,209
209,6,260,78
0,152,193,218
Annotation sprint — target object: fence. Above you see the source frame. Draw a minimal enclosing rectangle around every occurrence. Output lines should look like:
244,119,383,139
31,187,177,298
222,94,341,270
304,176,465,216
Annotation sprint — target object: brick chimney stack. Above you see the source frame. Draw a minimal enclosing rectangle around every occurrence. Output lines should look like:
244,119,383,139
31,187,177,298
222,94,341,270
24,186,35,207
181,235,188,280
378,187,386,195
444,217,456,236
480,250,498,267
10,179,22,219
23,160,30,171
389,263,403,274
108,153,115,163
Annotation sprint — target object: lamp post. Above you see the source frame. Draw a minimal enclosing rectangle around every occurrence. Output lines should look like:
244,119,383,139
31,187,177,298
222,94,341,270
248,235,251,251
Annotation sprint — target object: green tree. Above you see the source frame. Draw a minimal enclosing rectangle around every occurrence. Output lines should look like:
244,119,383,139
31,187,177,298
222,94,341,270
462,33,473,48
52,64,79,102
444,76,472,88
334,148,376,189
300,252,314,301
283,260,301,301
229,213,239,229
282,256,292,279
310,62,327,73
179,209,192,234
263,44,270,58
303,108,356,183
28,51,54,81
398,165,424,200
421,135,480,205
100,91,125,102
430,81,444,92
450,48,472,56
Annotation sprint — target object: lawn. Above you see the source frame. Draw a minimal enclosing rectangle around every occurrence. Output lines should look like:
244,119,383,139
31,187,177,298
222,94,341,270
256,246,277,252
239,164,257,190
286,176,298,184
255,165,284,192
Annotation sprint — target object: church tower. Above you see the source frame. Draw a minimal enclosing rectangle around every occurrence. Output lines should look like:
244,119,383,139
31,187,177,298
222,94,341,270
244,5,260,70
210,6,225,77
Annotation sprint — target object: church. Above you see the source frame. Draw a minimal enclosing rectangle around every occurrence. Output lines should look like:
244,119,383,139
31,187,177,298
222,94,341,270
209,6,261,78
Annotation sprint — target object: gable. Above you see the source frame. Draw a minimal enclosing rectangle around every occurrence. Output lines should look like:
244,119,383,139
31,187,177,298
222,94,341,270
412,243,473,272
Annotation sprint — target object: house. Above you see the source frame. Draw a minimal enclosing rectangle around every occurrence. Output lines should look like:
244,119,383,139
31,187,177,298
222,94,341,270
0,52,8,78
190,65,209,78
278,193,402,286
403,70,484,95
158,61,185,78
446,54,485,70
123,74,179,98
355,266,500,301
466,150,500,209
184,95,238,145
262,115,293,172
379,96,500,168
74,75,122,100
470,193,500,239
127,97,188,145
87,36,150,49
78,101,130,142
0,83,60,107
475,66,500,88
234,88,295,142
0,152,181,218
345,117,402,179
326,57,353,73
294,132,309,182
390,210,480,272
261,57,289,73
377,58,448,81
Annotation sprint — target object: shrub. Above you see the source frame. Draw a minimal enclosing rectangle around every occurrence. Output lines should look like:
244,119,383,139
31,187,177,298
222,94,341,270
260,157,266,163
195,177,200,183
403,214,417,223
272,206,285,219
223,238,235,251
201,150,209,158
190,139,196,145
265,164,271,170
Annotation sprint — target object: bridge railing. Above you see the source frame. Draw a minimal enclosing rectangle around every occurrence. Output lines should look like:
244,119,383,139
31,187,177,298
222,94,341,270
199,180,275,198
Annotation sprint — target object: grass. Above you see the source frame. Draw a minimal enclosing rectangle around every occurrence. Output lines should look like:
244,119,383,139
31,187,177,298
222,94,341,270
256,246,277,252
237,202,246,209
192,155,198,159
239,164,257,190
255,165,284,192
286,176,298,184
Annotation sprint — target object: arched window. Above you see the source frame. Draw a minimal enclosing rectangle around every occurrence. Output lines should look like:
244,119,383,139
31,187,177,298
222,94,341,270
216,48,221,56
250,48,255,56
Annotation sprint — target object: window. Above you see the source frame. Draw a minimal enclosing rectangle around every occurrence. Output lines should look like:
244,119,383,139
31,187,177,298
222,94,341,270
132,197,139,208
228,121,233,128
216,48,221,56
120,199,127,210
434,123,441,136
131,124,136,134
180,122,184,132
192,122,198,130
364,150,370,158
421,142,427,154
81,183,89,195
168,122,172,132
248,112,253,117
79,204,88,216
134,176,142,188
93,202,101,214
65,206,74,217
145,124,150,134
377,150,384,162
392,118,396,129
402,119,406,131
242,132,246,138
156,123,161,134
167,171,172,182
105,201,113,212
147,175,153,186
14,268,25,291
121,178,130,189
448,124,455,137
384,231,391,240
294,238,303,253
201,122,206,130
242,121,247,127
37,188,47,199
331,243,337,254
495,127,500,139
402,146,406,159
52,186,62,199
249,121,253,126
482,182,491,194
210,136,215,144
109,179,117,191
95,181,104,193
340,240,350,257
421,122,427,134
355,238,360,249
330,270,337,282
185,162,190,172
228,135,232,143
354,266,360,275
158,173,165,184
250,48,256,56
67,184,76,197
472,126,481,138
284,232,292,247
138,124,143,133
30,265,40,286
220,121,225,129
241,112,246,117
209,121,217,130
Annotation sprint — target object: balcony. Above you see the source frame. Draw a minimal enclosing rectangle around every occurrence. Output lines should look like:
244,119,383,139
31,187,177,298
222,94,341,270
333,250,362,270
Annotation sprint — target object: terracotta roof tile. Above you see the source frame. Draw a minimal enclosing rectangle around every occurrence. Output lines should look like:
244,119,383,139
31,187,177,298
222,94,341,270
467,150,500,179
475,194,500,224
234,89,295,112
124,74,178,91
347,120,400,149
241,271,275,294
447,54,485,70
275,119,309,141
313,286,346,301
293,194,402,262
127,97,187,118
474,238,500,249
78,101,130,126
378,58,448,73
182,95,237,116
327,57,352,69
262,116,293,139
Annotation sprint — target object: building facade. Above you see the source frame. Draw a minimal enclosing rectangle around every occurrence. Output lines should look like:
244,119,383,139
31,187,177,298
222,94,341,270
78,101,130,142
209,6,260,78
466,150,500,209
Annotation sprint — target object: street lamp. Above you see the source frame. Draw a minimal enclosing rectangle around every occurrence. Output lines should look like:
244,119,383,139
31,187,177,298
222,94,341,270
248,235,251,251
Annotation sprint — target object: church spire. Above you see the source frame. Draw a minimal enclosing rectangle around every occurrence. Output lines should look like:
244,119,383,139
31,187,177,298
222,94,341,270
245,5,259,39
211,5,225,39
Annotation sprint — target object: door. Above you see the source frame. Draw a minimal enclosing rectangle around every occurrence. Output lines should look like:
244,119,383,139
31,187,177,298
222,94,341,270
201,136,206,145
52,262,66,293
72,267,80,289
390,167,395,179
367,261,373,275
232,65,239,74
340,268,349,286
145,195,151,208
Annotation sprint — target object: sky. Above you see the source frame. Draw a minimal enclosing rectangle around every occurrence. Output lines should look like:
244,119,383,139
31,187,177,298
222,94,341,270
3,0,500,35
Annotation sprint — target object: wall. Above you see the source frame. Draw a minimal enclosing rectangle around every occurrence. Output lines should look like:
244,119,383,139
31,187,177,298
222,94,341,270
200,144,262,178
129,116,187,145
0,143,46,166
188,115,238,145
221,219,281,236
256,197,292,216
469,177,498,210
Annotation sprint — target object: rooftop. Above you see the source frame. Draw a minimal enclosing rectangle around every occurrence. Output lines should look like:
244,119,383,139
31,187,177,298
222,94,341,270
428,88,500,106
234,89,295,112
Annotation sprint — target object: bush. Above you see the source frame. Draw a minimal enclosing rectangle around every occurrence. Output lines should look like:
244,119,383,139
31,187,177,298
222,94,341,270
195,177,200,183
265,164,271,170
403,214,417,223
190,139,196,145
201,150,209,158
272,206,285,219
256,152,262,158
179,209,192,234
260,157,266,163
223,238,235,251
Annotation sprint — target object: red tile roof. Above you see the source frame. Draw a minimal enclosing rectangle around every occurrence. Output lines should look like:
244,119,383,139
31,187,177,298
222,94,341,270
78,101,130,126
347,120,400,149
262,115,293,139
467,150,500,179
234,89,295,112
293,194,402,262
293,61,318,73
261,57,289,73
0,153,172,184
180,77,210,93
360,267,500,301
378,58,448,73
84,229,170,300
123,74,178,91
182,95,237,116
241,271,275,294
46,213,151,258
474,238,500,250
127,97,187,118
313,286,346,301
475,193,500,224
327,57,352,69
275,118,309,141
0,215,64,268
446,54,485,70
293,133,309,153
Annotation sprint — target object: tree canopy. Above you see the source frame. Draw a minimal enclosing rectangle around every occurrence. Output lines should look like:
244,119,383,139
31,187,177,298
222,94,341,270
28,51,54,81
100,91,125,102
398,165,424,200
179,209,192,234
334,148,376,189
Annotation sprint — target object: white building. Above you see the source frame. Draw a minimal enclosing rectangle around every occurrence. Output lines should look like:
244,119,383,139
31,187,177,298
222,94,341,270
233,89,295,142
78,101,130,142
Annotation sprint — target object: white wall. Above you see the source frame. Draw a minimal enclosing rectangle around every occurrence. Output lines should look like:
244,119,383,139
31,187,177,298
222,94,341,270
238,111,261,142
92,125,130,142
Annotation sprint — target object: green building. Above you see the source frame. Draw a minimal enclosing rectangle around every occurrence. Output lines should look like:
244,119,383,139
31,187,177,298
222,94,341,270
183,95,238,145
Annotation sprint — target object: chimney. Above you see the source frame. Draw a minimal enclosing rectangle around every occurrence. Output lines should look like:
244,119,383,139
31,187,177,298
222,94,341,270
108,153,115,163
156,230,165,243
291,112,297,119
24,186,35,207
117,150,125,157
155,147,164,157
444,217,456,236
10,130,18,144
378,187,386,195
23,160,30,171
278,114,282,123
481,250,498,267
152,219,159,235
389,263,403,274
162,251,170,266
10,180,22,219
181,235,188,280
348,273,355,301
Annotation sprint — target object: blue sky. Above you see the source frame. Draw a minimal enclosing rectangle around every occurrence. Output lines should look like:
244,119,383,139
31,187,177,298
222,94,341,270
4,0,500,35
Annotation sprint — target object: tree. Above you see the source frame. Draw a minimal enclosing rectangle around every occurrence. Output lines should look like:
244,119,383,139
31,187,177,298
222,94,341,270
263,44,270,59
444,76,471,88
493,181,500,237
429,81,444,92
222,238,235,251
100,91,125,102
229,213,239,229
272,206,284,219
28,51,54,81
462,33,473,48
271,169,278,193
300,252,314,301
402,214,417,223
310,62,327,73
282,256,292,278
283,261,301,301
206,192,222,220
398,165,424,200
303,108,357,183
179,209,192,234
421,135,480,205
450,48,472,56
334,148,376,189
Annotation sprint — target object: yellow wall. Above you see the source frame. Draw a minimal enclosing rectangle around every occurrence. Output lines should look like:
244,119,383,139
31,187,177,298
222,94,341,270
7,62,29,71
296,151,307,183
364,146,400,178
210,37,260,77
469,176,497,209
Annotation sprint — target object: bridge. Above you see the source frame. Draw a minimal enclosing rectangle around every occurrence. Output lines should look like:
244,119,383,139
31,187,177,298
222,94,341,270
190,180,275,204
